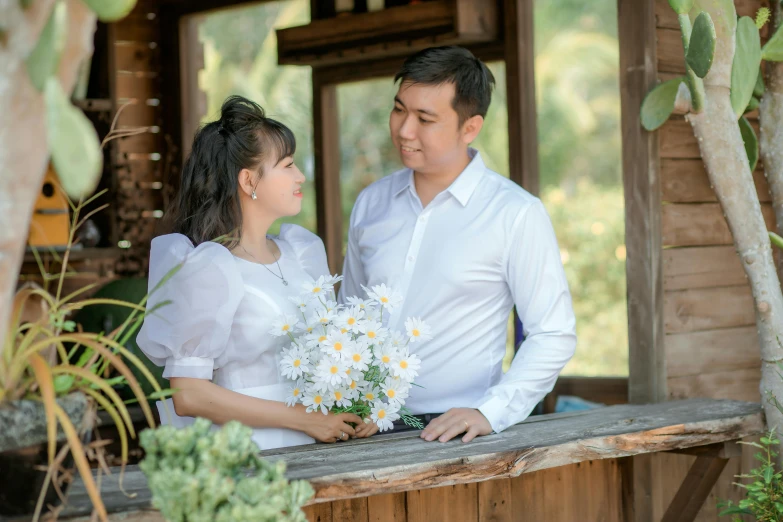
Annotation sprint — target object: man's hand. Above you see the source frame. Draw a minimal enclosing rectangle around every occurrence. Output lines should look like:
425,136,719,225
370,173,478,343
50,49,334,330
420,408,493,443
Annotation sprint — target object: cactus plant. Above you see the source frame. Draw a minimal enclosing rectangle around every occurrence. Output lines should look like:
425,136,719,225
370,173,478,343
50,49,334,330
641,0,783,455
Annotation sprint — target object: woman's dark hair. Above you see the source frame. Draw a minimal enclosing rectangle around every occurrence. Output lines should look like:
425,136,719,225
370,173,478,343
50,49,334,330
394,46,495,126
166,95,296,247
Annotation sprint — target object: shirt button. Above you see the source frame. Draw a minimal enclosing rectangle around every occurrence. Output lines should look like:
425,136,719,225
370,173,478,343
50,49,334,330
419,216,426,223
408,255,415,262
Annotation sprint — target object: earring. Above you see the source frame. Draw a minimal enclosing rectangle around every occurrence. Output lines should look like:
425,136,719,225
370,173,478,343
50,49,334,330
251,190,257,200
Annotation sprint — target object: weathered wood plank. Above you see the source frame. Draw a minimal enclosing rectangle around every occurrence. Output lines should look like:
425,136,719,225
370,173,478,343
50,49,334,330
332,497,369,522
662,203,774,247
660,118,761,159
304,502,333,522
477,479,512,522
115,42,160,73
664,285,756,334
661,159,770,203
657,27,685,74
59,399,764,518
668,368,762,403
666,326,760,377
655,0,771,34
663,246,746,291
407,483,478,522
367,493,406,522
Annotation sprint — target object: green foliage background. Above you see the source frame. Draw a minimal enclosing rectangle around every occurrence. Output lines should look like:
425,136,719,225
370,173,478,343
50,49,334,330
198,0,627,377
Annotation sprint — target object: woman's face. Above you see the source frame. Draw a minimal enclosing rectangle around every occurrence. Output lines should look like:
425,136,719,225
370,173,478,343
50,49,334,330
253,155,306,218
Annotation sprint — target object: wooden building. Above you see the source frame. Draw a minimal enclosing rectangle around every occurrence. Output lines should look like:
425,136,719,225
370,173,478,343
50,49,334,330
28,0,776,520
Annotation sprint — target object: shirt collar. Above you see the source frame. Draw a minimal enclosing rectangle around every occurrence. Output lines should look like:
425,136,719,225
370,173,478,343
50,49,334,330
391,148,486,207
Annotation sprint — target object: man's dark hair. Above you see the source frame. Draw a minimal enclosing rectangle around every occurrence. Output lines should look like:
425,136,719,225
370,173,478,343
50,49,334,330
394,46,495,126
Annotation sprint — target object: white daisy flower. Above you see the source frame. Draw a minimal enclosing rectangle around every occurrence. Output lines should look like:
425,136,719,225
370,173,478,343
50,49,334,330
323,300,339,313
316,356,350,388
346,378,366,399
310,308,336,326
302,276,333,300
324,274,344,287
382,377,409,406
285,379,306,407
329,388,353,408
288,295,309,312
322,330,353,360
388,330,407,348
346,343,371,372
374,343,399,369
305,331,329,348
391,349,421,381
280,346,310,380
362,385,382,403
337,306,365,334
296,322,317,334
364,283,403,312
302,387,334,415
346,296,375,310
269,314,300,337
358,320,388,346
370,400,400,432
405,317,432,343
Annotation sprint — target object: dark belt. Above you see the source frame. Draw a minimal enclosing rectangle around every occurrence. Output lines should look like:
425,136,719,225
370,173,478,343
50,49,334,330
391,412,443,431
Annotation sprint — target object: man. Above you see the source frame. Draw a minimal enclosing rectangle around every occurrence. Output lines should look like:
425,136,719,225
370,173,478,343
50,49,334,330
340,46,576,443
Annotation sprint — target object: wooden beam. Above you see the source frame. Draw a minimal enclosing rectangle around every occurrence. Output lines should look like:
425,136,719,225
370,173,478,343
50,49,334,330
59,399,764,517
178,14,206,159
312,73,343,275
618,1,663,521
503,0,538,194
660,448,736,522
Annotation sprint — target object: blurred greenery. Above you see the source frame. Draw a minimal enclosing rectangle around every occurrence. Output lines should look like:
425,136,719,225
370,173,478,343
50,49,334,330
198,0,627,377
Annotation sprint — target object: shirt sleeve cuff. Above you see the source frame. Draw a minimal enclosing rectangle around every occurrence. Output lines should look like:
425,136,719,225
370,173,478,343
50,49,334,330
478,396,510,433
162,356,214,380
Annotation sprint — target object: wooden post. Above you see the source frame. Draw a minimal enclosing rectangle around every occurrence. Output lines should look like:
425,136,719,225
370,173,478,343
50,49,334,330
178,14,207,159
617,0,664,521
312,73,343,275
503,0,539,194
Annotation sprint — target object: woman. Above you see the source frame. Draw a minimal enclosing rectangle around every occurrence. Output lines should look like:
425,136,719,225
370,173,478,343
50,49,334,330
137,95,374,449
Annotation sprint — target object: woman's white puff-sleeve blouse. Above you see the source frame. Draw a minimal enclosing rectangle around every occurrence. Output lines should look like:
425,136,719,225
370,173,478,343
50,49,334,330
136,224,329,449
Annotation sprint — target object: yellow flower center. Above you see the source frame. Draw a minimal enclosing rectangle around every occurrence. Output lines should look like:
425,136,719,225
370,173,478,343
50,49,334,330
293,359,301,367
400,360,409,369
293,388,300,396
412,329,420,337
353,353,361,362
347,318,356,325
366,392,375,400
320,318,329,323
307,326,314,333
334,342,343,351
282,324,290,331
387,389,395,398
382,355,390,363
319,335,327,343
350,380,357,389
368,331,376,339
314,395,322,404
330,366,338,374
345,368,351,375
334,391,342,400
312,287,321,293
377,409,386,419
341,328,348,334
381,297,389,303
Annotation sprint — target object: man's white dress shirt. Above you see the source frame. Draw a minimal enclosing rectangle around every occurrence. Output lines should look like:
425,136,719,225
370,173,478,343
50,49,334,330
339,149,576,433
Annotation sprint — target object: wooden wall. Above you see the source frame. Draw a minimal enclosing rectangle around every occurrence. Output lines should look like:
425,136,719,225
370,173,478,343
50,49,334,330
650,1,770,520
112,0,169,276
302,459,626,522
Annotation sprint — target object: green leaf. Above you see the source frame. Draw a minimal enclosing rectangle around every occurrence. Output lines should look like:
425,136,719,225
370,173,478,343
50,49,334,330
719,505,753,516
668,0,693,14
25,1,67,92
770,232,783,251
753,69,765,98
640,77,686,131
764,466,774,483
745,96,759,113
79,0,137,22
53,374,75,394
44,78,103,201
686,12,717,78
731,17,762,118
739,116,758,171
762,21,783,61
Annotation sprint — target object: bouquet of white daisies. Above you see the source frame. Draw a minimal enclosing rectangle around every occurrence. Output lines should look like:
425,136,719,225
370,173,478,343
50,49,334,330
271,275,431,432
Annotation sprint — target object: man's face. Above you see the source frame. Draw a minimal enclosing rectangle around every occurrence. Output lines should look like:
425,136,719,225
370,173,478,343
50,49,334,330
389,81,467,174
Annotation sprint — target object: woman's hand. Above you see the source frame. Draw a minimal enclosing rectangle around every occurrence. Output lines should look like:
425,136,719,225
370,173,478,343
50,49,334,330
354,418,380,438
300,411,364,443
